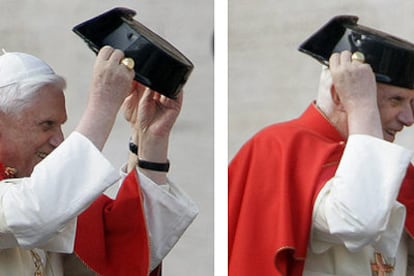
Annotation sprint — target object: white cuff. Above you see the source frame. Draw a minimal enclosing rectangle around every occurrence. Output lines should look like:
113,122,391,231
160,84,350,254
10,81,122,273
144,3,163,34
137,172,199,270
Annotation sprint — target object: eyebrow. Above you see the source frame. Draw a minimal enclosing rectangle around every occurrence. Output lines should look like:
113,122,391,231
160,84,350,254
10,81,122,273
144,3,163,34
37,116,67,126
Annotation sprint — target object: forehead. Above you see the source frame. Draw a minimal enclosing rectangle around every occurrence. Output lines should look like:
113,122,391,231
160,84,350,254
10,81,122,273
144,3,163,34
20,85,67,122
377,83,414,98
29,84,65,103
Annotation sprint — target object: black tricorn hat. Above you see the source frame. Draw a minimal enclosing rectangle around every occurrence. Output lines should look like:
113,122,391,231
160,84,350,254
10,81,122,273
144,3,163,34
299,15,414,89
73,7,194,98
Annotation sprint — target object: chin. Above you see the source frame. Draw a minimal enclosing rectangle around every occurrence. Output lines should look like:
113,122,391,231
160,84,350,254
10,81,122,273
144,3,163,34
384,135,395,142
19,168,33,178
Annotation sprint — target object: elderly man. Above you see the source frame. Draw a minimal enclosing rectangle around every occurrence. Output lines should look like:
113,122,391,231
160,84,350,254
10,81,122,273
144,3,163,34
229,15,414,275
0,46,198,275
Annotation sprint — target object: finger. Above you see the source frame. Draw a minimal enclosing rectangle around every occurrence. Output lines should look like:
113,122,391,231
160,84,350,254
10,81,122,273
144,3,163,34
98,46,115,60
108,49,125,65
159,91,183,109
123,91,136,104
155,90,184,102
329,52,340,68
140,87,154,103
340,50,352,65
175,90,184,105
135,81,148,94
152,91,162,101
126,81,139,98
129,87,145,103
121,94,134,116
159,94,170,105
134,84,146,100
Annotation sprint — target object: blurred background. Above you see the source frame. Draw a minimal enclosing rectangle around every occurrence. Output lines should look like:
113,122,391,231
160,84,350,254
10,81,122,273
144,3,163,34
229,0,414,160
1,1,213,275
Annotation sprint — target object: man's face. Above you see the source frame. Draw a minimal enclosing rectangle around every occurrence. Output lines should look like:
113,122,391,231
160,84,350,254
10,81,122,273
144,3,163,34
0,84,67,177
377,83,414,142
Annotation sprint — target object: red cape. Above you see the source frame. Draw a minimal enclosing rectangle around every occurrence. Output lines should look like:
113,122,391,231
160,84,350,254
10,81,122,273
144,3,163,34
74,170,164,276
229,104,414,275
75,170,154,275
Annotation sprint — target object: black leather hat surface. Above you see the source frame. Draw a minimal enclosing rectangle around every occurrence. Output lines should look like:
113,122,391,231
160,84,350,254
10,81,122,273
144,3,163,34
299,15,414,89
73,7,194,98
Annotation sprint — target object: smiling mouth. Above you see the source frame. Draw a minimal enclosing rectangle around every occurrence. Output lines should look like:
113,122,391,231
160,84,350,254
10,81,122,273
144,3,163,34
384,128,401,140
36,151,48,159
386,129,396,136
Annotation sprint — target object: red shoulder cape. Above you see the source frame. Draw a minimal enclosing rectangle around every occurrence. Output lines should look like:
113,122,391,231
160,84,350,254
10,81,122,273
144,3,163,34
229,104,414,275
74,170,163,276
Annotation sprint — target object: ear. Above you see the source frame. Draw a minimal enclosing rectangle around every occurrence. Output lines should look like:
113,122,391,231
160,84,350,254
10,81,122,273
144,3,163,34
330,85,346,111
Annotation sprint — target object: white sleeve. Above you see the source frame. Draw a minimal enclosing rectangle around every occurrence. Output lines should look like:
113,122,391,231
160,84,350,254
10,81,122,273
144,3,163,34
137,172,199,271
311,134,412,255
117,165,199,270
0,132,120,251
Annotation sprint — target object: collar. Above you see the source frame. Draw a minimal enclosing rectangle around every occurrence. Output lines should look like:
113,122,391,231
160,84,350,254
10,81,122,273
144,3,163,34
296,102,345,143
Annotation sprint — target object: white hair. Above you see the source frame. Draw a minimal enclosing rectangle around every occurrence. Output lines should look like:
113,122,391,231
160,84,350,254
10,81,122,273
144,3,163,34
0,74,66,116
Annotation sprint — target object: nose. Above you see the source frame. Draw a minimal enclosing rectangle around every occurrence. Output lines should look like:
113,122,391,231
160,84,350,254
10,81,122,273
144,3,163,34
49,127,65,147
399,105,414,127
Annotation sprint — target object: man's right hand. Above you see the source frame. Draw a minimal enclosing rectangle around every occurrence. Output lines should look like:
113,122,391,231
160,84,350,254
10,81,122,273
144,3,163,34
89,46,135,116
75,46,135,151
329,51,383,139
329,50,377,112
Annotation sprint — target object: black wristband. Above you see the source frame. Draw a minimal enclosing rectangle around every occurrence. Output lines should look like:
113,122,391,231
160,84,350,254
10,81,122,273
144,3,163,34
138,159,170,172
129,140,138,155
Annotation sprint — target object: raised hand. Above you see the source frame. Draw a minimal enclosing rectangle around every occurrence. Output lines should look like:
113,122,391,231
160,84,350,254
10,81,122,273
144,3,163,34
122,83,183,183
76,46,135,151
329,51,383,138
329,50,377,111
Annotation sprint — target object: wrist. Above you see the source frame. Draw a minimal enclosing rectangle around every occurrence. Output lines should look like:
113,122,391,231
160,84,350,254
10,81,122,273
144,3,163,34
138,137,169,163
130,138,170,172
138,159,170,172
348,111,383,138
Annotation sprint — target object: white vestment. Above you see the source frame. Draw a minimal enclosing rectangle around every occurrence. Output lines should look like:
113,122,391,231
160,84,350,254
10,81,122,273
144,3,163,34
0,132,198,275
303,135,414,275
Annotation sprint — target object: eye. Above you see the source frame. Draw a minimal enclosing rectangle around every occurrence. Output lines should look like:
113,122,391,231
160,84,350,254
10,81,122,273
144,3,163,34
390,96,404,105
39,120,55,130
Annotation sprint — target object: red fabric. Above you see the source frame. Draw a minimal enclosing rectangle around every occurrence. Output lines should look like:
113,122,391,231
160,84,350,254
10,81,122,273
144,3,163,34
398,166,414,237
74,170,150,276
229,103,414,275
229,104,345,276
